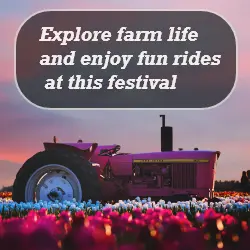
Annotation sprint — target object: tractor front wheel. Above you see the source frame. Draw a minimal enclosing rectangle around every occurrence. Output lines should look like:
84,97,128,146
12,149,102,203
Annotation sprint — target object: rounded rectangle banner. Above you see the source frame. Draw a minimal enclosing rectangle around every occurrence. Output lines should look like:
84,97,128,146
15,10,237,109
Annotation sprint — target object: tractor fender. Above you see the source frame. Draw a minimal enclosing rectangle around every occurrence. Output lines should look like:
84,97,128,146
43,142,98,161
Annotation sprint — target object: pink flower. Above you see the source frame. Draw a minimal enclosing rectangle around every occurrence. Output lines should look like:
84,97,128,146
59,211,71,223
121,212,132,221
176,212,187,220
132,208,142,219
94,211,102,218
161,209,173,218
38,208,47,217
204,208,221,221
145,208,154,215
162,217,182,242
102,207,112,217
223,214,237,226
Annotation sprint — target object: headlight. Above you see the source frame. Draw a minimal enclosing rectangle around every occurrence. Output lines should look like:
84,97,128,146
91,163,100,168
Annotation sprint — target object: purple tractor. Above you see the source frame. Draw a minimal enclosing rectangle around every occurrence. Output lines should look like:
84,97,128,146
12,115,220,202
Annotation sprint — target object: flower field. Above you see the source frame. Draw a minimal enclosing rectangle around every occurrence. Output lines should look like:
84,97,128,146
0,192,11,199
1,191,249,199
0,194,250,250
213,191,250,198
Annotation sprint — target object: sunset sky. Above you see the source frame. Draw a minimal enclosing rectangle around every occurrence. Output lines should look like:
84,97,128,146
0,0,250,187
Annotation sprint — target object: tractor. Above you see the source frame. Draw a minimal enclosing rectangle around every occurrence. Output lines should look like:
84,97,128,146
12,115,220,202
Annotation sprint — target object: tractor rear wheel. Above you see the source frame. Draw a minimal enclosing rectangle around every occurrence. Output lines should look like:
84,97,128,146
12,149,102,203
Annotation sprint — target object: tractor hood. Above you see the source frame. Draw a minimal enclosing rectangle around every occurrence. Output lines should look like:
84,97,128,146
131,150,221,161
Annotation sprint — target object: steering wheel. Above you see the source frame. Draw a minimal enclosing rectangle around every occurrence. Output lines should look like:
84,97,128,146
99,145,120,156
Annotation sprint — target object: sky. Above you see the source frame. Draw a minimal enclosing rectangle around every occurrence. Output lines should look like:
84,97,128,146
0,0,250,187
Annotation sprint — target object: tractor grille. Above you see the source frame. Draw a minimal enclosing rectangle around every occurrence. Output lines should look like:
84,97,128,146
172,163,197,189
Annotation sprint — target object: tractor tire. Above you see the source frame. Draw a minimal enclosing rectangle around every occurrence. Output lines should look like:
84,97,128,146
12,149,102,203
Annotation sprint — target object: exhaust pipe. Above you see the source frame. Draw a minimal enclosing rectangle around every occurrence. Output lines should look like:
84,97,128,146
160,115,173,152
